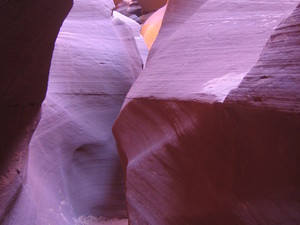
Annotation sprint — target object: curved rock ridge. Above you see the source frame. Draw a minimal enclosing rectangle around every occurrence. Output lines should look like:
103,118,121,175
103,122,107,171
114,99,300,225
113,1,300,224
226,3,300,112
3,0,143,224
127,0,299,103
112,10,149,67
0,0,72,223
141,4,167,49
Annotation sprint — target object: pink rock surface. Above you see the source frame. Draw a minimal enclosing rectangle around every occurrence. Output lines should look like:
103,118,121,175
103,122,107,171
3,0,142,224
114,0,124,6
74,216,128,225
226,4,300,112
128,0,299,103
0,0,72,222
1,0,299,224
113,1,300,224
138,0,167,13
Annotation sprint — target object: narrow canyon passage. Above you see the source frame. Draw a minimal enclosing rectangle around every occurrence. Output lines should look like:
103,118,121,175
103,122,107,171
0,0,300,225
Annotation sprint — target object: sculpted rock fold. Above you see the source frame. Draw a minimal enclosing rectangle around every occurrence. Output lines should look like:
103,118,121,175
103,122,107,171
226,3,300,112
3,0,142,224
113,1,300,224
0,0,72,222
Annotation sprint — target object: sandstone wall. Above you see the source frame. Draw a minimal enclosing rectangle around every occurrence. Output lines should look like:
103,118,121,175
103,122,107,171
113,1,300,224
2,0,143,224
0,0,72,222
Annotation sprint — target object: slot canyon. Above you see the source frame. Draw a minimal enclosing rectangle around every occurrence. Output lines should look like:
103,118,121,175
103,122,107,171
0,0,299,225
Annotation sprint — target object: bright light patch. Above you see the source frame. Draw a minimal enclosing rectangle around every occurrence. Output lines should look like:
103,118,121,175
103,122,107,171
141,4,167,49
202,72,248,102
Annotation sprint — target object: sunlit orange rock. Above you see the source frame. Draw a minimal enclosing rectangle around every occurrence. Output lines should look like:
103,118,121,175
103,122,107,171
141,4,167,49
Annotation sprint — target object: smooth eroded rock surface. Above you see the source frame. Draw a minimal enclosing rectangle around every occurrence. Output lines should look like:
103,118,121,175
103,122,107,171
226,3,300,112
0,0,72,222
138,0,167,13
141,4,167,49
128,0,299,103
3,0,143,224
113,1,300,224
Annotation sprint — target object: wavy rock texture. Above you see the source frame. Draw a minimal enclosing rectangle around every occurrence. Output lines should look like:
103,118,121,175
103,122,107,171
0,0,72,223
3,0,142,224
113,1,300,224
226,4,300,112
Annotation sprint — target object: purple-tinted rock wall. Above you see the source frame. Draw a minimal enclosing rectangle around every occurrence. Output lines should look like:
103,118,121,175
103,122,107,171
0,0,72,222
113,1,300,224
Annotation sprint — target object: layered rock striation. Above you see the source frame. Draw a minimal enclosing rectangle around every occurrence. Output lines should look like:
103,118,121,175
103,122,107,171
0,0,72,223
1,0,300,224
2,0,142,224
113,1,300,224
